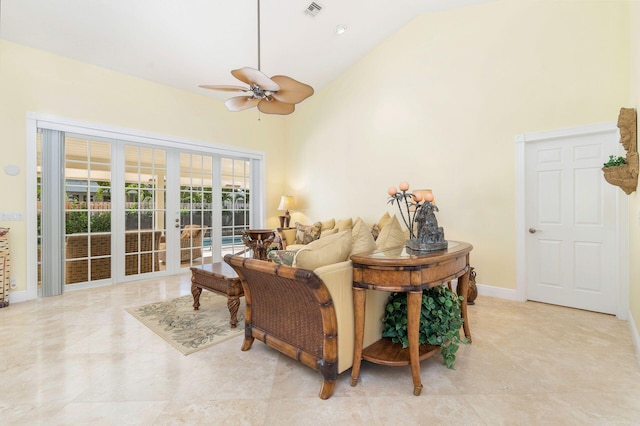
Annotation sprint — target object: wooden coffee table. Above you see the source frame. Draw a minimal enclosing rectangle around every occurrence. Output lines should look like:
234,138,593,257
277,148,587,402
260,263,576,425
190,262,244,328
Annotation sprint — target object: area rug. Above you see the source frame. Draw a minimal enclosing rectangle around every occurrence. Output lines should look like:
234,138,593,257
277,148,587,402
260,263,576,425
126,292,244,355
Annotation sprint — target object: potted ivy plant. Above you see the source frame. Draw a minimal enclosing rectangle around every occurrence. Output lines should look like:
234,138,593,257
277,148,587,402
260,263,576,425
381,284,467,369
603,155,626,168
602,153,638,195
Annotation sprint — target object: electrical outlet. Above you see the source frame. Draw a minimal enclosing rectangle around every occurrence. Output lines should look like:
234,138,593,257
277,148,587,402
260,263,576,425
9,277,17,289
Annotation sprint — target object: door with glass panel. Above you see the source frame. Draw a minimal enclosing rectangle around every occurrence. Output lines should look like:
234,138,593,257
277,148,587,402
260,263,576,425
123,145,166,277
176,153,212,269
37,129,260,292
62,136,114,286
220,157,252,257
175,154,250,267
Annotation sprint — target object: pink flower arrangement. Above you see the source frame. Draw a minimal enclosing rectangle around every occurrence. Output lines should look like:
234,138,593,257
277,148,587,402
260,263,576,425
387,182,434,240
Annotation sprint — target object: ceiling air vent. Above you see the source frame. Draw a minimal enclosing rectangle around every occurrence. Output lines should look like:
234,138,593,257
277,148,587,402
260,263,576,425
305,2,322,17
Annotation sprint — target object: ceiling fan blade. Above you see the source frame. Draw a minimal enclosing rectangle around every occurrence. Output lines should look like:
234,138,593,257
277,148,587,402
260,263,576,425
270,75,314,104
257,99,295,115
231,67,280,92
198,85,249,92
225,96,261,112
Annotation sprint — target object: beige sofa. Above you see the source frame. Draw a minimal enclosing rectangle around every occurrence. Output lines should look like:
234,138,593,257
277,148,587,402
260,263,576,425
230,213,408,398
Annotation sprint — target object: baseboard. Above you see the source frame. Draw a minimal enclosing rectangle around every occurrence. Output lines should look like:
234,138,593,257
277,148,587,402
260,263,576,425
629,309,640,369
450,280,519,301
475,283,519,301
7,290,29,304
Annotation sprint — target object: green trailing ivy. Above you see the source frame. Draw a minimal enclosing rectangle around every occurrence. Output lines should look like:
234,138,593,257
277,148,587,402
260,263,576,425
381,284,467,369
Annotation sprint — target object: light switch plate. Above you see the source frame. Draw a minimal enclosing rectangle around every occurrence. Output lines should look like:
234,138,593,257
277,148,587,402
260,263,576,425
0,212,24,221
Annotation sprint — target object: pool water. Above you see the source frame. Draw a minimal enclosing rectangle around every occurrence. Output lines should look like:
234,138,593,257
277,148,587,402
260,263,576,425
203,236,243,247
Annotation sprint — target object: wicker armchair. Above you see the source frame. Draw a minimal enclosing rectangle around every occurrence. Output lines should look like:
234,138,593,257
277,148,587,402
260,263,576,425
65,233,111,283
224,254,340,400
125,230,162,275
180,225,203,262
66,230,162,283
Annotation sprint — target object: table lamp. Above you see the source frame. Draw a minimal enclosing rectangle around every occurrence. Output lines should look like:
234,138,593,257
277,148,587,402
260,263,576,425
277,195,295,228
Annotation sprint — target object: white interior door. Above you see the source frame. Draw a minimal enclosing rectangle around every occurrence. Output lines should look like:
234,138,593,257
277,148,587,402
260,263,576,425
524,126,620,314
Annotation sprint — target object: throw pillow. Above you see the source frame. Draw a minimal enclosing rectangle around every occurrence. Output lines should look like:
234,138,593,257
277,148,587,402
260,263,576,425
350,218,377,255
369,223,381,240
267,250,297,266
293,230,352,270
376,215,406,249
294,221,322,244
336,217,353,232
378,211,392,230
320,227,339,238
321,218,335,231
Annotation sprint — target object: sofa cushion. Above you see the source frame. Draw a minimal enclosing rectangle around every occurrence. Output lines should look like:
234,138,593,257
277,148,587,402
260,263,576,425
294,221,323,244
320,227,339,238
293,230,352,270
376,215,406,249
336,218,353,232
267,250,297,266
350,218,377,255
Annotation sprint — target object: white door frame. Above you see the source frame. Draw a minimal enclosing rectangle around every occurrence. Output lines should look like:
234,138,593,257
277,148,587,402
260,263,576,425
515,122,629,319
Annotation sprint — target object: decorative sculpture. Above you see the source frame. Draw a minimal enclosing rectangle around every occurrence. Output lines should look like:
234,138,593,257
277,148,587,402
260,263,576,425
602,107,638,195
467,267,478,305
411,199,447,251
388,182,448,252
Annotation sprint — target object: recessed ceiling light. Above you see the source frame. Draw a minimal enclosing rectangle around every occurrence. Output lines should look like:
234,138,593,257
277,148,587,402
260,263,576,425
335,24,347,35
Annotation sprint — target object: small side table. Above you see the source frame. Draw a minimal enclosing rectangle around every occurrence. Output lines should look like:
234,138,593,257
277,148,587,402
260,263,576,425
190,262,244,328
350,241,473,396
241,229,275,260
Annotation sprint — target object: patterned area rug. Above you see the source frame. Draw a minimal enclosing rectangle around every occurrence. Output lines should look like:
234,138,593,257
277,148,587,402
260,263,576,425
126,292,245,355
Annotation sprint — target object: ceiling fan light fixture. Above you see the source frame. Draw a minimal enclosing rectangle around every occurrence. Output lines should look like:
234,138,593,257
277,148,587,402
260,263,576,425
199,0,314,115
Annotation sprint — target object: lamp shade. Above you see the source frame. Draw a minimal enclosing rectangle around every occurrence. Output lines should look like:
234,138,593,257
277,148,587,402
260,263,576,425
277,195,295,211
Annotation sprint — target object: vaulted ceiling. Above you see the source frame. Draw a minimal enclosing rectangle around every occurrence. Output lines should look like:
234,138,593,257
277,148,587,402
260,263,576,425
1,0,492,102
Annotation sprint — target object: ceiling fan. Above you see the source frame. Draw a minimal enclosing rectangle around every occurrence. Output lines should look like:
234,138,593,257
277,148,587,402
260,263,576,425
199,0,314,115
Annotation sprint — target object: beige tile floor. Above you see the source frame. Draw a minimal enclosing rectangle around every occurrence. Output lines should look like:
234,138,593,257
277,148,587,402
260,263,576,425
1,273,640,425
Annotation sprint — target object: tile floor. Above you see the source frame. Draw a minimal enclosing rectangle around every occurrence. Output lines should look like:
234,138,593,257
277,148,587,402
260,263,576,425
1,273,640,425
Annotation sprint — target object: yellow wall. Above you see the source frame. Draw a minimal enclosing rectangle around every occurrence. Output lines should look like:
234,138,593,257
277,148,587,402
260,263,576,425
0,0,637,332
628,1,640,336
285,0,630,290
0,40,286,294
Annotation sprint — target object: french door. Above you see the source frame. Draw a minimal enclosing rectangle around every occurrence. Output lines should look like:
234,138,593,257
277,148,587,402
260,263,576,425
36,126,260,294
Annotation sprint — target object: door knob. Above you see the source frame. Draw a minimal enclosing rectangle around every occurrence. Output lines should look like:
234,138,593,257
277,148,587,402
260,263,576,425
528,228,540,234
